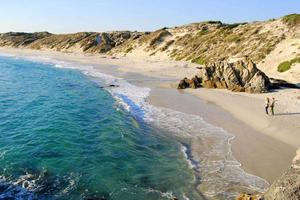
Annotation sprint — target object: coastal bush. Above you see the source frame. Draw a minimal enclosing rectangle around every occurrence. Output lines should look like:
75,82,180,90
290,57,300,64
160,40,174,51
149,51,156,56
224,23,247,30
204,20,222,25
263,41,277,54
125,47,133,53
252,27,261,35
170,50,178,58
197,29,209,36
148,30,171,47
277,56,300,72
282,14,300,27
277,61,291,72
192,57,206,65
225,34,241,43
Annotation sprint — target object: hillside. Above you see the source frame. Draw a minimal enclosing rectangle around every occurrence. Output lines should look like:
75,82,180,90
0,14,299,83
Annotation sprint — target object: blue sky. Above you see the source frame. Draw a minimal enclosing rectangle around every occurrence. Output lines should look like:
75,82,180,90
0,0,299,33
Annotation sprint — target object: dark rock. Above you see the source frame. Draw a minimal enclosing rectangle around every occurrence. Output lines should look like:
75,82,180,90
177,76,202,89
177,77,190,89
179,58,271,93
109,84,119,87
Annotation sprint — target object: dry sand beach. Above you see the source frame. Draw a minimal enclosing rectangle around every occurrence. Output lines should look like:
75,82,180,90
1,47,300,197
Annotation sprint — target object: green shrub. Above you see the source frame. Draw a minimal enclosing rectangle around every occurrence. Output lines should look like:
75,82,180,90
277,56,300,72
282,14,300,27
125,47,133,53
277,61,291,72
224,23,247,29
204,21,222,25
192,57,206,65
290,57,300,64
225,34,241,43
197,29,209,36
160,40,174,51
170,50,178,58
149,51,156,56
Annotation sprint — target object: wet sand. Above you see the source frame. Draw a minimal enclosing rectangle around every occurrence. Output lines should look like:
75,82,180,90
148,87,295,183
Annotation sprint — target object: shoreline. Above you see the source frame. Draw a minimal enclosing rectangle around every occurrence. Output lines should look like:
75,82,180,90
1,48,299,196
149,87,296,183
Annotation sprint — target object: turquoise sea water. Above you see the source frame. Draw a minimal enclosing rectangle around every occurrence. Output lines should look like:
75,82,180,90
0,56,199,200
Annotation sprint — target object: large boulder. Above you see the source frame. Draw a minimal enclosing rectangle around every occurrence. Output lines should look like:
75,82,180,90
197,58,271,93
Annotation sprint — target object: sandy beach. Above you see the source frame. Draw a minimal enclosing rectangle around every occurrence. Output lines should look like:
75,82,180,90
149,87,297,183
1,47,299,192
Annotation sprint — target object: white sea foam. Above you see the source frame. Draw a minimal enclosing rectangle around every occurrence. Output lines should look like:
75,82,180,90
3,54,269,199
68,64,269,199
0,174,37,200
146,188,177,199
0,150,8,160
181,145,197,170
82,68,269,199
0,170,80,200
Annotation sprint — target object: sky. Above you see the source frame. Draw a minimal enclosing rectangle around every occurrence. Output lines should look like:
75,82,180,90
0,0,299,33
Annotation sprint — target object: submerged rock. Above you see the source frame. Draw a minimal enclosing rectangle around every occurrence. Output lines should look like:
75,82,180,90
108,84,119,87
178,58,271,93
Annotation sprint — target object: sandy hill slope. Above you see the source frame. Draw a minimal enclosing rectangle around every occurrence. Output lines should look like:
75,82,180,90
0,14,299,83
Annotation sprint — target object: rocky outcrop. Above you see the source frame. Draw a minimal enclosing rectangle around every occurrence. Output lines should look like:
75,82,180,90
178,58,271,93
236,148,300,200
263,148,300,200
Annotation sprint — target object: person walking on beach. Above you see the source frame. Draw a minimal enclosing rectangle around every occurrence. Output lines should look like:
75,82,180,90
265,97,270,115
270,97,276,115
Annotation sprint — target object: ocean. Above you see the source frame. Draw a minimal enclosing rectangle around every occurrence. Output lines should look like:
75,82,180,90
0,54,268,200
0,56,200,200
